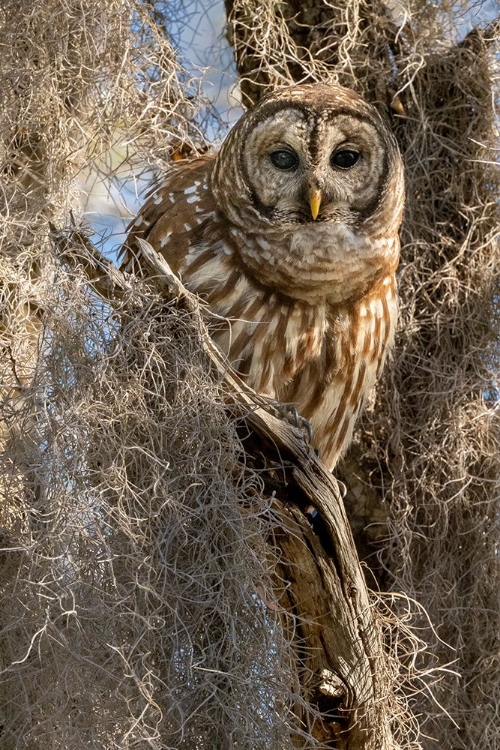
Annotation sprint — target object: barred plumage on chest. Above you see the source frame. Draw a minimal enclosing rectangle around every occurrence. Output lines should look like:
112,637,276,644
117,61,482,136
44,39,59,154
179,243,397,467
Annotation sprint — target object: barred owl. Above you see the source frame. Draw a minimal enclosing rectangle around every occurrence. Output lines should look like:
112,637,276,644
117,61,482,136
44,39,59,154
122,84,404,469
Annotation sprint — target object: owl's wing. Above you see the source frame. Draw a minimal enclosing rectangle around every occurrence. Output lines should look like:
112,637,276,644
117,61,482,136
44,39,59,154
120,155,217,277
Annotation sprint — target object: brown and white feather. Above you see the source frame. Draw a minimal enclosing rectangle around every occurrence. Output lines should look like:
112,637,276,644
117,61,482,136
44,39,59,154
122,84,404,469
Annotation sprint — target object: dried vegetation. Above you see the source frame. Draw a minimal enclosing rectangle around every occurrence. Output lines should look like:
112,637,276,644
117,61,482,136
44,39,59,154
225,0,500,746
0,0,498,748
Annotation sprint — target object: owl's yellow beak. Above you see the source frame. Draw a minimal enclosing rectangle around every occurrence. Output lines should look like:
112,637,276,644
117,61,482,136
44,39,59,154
308,187,322,221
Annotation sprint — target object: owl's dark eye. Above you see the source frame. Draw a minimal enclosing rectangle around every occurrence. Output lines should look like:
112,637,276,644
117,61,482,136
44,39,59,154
269,148,299,171
331,149,361,169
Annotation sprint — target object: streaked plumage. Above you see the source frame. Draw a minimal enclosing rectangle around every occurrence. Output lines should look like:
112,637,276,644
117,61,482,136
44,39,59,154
121,84,404,469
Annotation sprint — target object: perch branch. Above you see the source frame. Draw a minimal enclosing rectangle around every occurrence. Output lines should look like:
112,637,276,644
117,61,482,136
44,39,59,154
52,225,397,748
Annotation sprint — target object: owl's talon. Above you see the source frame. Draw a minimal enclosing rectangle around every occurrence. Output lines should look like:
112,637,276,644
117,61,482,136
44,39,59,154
276,403,313,444
336,480,347,498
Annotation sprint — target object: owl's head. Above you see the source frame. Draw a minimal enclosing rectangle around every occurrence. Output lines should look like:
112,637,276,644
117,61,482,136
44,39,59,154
212,84,404,239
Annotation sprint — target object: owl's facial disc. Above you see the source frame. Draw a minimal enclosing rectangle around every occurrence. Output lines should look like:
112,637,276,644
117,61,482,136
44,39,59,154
240,107,388,228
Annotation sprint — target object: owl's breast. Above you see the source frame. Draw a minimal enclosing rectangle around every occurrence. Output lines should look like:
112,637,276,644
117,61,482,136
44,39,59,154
228,222,399,305
209,267,397,469
281,278,398,467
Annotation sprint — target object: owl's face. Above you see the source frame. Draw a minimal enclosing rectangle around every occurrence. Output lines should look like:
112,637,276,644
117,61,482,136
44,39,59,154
210,84,404,303
241,107,388,227
212,84,403,236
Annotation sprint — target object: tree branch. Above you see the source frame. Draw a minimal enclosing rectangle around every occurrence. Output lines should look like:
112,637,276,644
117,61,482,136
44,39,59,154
51,225,397,748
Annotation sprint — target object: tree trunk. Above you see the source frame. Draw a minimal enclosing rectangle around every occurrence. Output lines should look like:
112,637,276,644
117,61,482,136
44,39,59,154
224,3,500,749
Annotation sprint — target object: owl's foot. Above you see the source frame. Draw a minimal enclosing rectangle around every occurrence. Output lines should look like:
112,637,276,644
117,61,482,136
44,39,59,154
276,403,313,444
